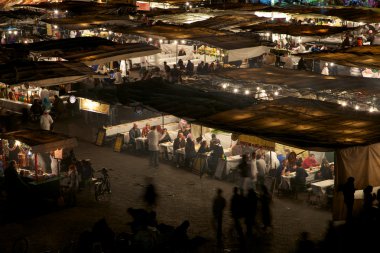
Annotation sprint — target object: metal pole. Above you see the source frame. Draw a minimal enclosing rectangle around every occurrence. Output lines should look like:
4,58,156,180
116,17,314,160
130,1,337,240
35,153,38,180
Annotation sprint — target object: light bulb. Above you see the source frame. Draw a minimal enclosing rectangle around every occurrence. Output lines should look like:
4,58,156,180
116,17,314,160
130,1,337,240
222,84,227,89
369,107,375,113
148,38,152,42
256,87,260,91
159,39,163,43
245,90,250,95
181,40,186,44
355,105,360,110
233,88,238,93
274,91,279,96
341,101,347,107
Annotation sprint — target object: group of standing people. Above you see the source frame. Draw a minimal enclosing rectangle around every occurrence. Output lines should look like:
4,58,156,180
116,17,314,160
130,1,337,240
212,185,272,247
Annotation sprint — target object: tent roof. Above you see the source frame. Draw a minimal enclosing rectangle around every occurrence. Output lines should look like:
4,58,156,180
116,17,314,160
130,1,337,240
117,79,380,151
213,66,380,94
195,35,273,50
0,61,96,86
261,6,380,23
239,23,354,37
127,24,229,40
297,46,380,70
188,14,268,30
1,129,78,153
7,37,161,65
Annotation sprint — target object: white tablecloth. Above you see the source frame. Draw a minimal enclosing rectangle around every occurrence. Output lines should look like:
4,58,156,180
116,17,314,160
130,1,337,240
135,137,147,150
311,179,334,195
226,155,242,171
159,142,173,153
354,185,380,199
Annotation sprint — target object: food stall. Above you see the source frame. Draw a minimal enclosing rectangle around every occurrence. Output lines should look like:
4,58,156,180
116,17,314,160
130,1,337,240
1,129,78,200
0,61,98,114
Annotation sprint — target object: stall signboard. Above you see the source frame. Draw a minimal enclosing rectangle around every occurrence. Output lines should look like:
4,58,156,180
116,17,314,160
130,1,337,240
95,128,106,146
79,98,110,115
46,24,53,36
113,134,124,152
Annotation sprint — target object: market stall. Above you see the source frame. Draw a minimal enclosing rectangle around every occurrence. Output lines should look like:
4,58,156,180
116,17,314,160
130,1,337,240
1,129,78,200
0,61,98,114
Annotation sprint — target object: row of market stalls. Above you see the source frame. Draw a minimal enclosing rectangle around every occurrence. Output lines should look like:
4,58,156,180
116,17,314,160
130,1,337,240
114,77,380,220
0,37,161,118
1,2,380,220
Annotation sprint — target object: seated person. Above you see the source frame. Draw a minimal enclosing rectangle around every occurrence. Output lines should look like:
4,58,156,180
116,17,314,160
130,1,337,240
159,128,171,144
320,159,333,180
185,137,196,168
173,133,186,167
159,128,172,160
141,123,151,138
302,154,319,169
295,162,309,192
314,171,323,181
197,140,210,155
129,123,142,150
210,134,221,151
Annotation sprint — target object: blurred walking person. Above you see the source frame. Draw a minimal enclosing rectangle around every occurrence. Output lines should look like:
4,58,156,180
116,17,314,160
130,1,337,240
245,188,258,237
212,188,226,247
147,126,160,168
230,187,245,244
143,177,158,211
261,184,272,232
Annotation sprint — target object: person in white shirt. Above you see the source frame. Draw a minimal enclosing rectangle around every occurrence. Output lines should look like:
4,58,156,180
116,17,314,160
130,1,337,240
250,151,258,190
40,110,53,131
147,126,160,168
113,69,123,85
50,152,58,175
256,154,266,184
321,63,329,76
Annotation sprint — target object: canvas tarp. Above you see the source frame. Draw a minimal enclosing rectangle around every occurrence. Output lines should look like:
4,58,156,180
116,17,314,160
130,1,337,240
228,46,270,62
115,79,380,151
1,129,78,153
0,61,97,86
334,142,380,220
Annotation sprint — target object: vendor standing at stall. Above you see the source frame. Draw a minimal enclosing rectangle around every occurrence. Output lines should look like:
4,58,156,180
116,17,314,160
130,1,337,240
7,139,20,163
50,151,58,175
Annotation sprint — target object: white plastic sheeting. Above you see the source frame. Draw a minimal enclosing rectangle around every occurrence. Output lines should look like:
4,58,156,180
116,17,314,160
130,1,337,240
227,46,270,62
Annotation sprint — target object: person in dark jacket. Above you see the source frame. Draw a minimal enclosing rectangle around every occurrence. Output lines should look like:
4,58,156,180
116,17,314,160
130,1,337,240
173,133,186,167
159,128,171,144
185,137,196,168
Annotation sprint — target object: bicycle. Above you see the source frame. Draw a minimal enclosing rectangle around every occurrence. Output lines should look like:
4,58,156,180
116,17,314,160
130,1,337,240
93,168,112,201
